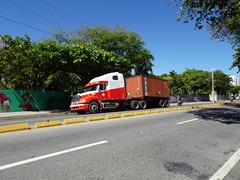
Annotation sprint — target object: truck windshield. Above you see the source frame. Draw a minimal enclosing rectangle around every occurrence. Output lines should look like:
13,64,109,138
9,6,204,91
83,85,98,92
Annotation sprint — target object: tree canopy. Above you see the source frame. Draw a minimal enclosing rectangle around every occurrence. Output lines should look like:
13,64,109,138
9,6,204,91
177,0,240,72
0,25,236,95
213,70,232,95
0,35,115,90
159,69,233,95
71,26,154,76
0,25,154,91
229,85,240,98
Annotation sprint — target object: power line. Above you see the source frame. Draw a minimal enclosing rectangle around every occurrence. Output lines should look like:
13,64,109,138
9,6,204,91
158,55,193,69
154,65,173,71
155,62,175,69
3,0,72,30
0,15,53,35
153,54,202,75
40,0,90,26
153,56,191,73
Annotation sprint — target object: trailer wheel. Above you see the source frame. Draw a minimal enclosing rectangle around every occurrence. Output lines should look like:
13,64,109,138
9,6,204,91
158,100,164,108
88,102,100,114
130,101,139,110
164,100,170,107
138,100,147,109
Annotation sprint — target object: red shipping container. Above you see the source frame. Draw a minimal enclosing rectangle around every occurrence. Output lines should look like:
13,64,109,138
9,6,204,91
125,75,169,99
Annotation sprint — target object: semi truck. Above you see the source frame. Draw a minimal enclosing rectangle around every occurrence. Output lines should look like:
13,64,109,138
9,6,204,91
70,72,170,114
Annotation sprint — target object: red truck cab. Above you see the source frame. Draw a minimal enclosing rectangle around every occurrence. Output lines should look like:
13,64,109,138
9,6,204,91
70,72,126,114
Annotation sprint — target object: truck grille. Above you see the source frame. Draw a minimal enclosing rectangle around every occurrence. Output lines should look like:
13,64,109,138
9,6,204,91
71,95,79,103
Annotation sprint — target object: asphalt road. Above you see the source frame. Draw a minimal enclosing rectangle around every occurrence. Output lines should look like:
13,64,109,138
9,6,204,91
0,104,240,180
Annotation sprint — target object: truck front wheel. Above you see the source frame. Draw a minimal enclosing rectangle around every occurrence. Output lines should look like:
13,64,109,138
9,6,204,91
88,102,100,114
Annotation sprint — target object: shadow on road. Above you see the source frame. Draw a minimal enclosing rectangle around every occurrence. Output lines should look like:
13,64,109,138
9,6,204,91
188,104,240,124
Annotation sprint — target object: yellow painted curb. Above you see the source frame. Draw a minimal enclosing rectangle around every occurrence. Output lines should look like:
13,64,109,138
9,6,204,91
34,120,61,128
134,111,148,116
147,110,159,114
154,109,165,113
0,123,30,133
86,116,105,122
106,114,122,119
172,108,182,111
183,107,192,110
122,112,135,117
165,108,176,111
201,104,222,108
63,118,85,125
191,106,200,109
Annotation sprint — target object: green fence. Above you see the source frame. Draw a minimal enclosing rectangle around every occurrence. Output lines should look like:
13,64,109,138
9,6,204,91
0,90,71,112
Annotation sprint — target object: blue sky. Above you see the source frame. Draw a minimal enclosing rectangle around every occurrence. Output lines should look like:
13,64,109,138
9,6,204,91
0,0,239,77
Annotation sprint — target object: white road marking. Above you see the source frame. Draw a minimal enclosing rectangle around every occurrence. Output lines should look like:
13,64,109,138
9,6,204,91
177,118,199,125
209,148,240,180
0,140,108,170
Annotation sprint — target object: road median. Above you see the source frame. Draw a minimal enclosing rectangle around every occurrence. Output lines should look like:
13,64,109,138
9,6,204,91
0,123,30,133
1,102,231,134
34,120,61,128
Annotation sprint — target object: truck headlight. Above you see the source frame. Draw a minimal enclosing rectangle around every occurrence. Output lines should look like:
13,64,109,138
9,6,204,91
79,99,86,103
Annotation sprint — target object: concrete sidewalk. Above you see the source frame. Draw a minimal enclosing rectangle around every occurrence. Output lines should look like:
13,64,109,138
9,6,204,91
0,110,70,120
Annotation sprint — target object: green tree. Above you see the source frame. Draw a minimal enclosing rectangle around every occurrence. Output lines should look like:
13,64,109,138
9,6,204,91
232,44,240,71
1,25,154,91
213,70,232,95
177,0,240,72
0,36,70,90
134,48,154,75
0,35,116,91
64,42,116,84
159,69,232,95
31,40,116,89
159,70,184,94
182,69,211,94
71,25,154,75
229,85,240,98
0,35,33,89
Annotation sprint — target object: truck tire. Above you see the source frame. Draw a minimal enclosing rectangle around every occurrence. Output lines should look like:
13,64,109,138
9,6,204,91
159,100,164,108
88,102,100,114
164,100,170,107
130,101,139,110
138,100,147,109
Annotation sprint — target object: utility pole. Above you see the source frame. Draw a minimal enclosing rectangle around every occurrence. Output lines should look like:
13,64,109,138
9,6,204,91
212,71,215,102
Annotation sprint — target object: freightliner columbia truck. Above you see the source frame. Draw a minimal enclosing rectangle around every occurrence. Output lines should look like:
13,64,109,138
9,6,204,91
70,72,170,114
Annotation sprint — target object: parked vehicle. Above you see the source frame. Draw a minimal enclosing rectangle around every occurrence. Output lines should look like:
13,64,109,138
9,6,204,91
70,72,170,114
